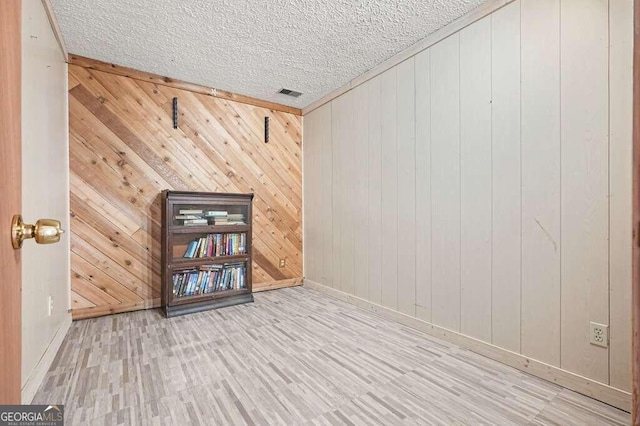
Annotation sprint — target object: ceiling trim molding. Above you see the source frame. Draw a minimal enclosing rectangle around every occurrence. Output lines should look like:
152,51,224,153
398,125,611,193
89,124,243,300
41,0,68,62
68,54,303,116
302,0,516,115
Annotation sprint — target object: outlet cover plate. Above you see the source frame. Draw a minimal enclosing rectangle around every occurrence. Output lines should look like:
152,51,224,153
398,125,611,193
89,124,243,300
589,321,608,348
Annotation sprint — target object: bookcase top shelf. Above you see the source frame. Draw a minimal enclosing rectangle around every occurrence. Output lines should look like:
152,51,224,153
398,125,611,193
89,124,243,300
162,190,254,201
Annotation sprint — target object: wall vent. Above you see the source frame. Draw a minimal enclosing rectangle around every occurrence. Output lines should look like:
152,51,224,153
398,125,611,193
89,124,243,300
278,88,302,97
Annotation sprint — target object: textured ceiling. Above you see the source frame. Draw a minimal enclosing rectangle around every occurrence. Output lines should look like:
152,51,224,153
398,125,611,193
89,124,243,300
50,0,487,108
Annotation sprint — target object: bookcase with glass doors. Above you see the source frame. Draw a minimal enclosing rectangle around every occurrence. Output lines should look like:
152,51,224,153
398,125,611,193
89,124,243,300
161,190,253,317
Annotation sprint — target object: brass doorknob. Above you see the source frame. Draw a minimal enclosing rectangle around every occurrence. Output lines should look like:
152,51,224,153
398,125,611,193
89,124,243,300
11,215,64,249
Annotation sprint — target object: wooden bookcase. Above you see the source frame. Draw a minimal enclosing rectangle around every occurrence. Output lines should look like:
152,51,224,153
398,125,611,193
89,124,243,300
161,190,254,317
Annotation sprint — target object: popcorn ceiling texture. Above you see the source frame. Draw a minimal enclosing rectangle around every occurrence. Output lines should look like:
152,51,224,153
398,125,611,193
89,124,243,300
50,0,487,108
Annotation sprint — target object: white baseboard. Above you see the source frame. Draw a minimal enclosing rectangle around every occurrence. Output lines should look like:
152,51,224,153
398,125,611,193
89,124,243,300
21,314,72,404
303,279,631,412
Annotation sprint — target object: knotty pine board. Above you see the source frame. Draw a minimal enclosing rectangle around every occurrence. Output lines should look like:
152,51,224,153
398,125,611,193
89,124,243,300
68,64,302,319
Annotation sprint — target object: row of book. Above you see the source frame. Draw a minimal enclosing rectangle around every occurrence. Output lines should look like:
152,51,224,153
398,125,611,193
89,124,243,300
183,233,247,258
172,263,247,297
175,209,246,226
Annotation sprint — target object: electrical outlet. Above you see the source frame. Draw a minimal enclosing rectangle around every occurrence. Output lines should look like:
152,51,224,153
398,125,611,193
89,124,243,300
279,258,286,268
589,322,608,348
48,295,53,317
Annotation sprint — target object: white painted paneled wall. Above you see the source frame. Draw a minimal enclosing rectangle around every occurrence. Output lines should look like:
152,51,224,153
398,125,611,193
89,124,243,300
303,0,632,393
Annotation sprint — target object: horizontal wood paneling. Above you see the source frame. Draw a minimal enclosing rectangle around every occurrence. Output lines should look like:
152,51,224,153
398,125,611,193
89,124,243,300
69,62,302,319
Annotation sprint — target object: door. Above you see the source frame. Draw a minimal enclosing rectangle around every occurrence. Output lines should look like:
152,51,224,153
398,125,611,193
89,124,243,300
635,2,640,424
634,2,640,423
0,0,22,404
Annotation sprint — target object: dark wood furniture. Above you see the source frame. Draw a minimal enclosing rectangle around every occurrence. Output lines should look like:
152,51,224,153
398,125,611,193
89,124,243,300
161,190,254,317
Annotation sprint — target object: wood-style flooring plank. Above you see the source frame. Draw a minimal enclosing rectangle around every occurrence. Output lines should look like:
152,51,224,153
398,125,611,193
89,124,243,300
33,287,629,425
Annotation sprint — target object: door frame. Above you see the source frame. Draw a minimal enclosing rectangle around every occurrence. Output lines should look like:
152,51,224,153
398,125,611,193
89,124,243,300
0,0,23,404
633,0,640,423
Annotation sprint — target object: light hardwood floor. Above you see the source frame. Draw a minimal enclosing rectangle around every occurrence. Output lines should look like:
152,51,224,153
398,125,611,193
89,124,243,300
33,286,629,425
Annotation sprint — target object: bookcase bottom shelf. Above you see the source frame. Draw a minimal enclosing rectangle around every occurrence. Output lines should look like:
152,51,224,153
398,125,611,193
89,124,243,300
163,293,254,318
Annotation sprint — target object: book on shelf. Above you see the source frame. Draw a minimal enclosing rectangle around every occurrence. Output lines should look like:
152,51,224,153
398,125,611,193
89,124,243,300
222,213,244,225
174,214,202,220
183,240,198,258
181,233,247,258
198,236,206,257
204,210,228,217
179,209,203,215
183,218,208,225
172,262,247,297
213,218,246,225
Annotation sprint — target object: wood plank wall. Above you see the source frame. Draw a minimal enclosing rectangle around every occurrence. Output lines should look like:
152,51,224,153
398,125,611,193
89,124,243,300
68,62,302,320
304,0,633,394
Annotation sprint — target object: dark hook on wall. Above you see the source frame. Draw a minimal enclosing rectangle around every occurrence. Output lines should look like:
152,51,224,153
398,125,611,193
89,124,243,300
172,97,178,129
264,116,270,143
